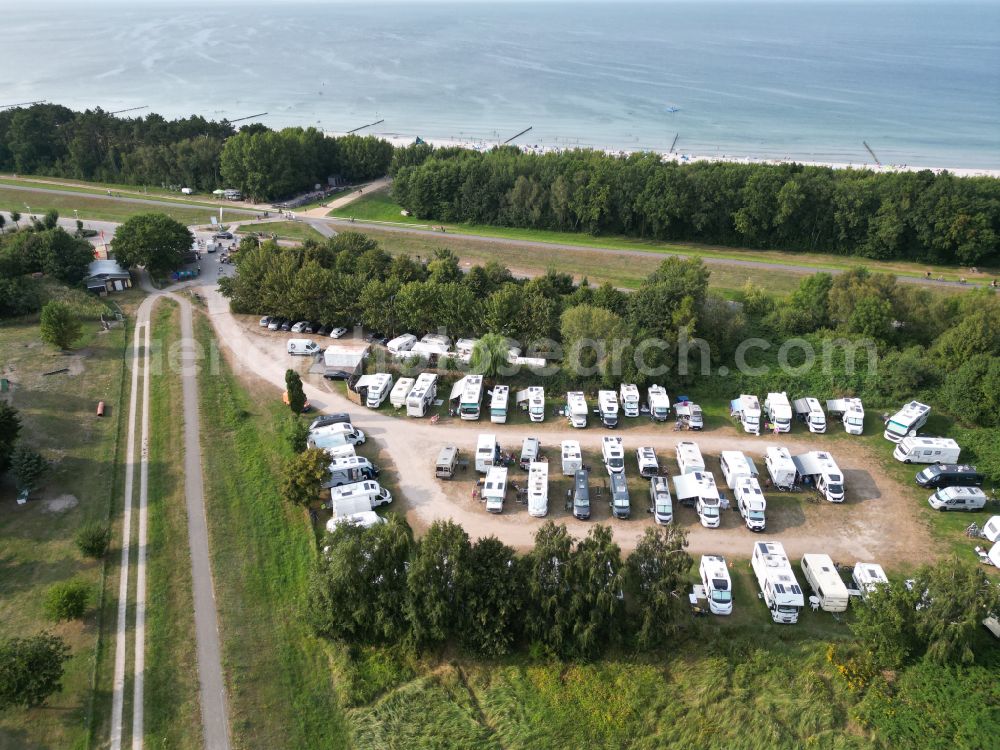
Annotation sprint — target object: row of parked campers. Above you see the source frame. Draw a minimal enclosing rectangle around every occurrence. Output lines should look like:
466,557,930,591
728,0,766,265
562,386,703,430
731,393,866,436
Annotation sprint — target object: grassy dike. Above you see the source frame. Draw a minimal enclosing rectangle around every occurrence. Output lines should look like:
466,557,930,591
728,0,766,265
192,313,349,748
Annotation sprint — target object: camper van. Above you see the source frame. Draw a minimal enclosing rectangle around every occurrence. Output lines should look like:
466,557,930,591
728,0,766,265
323,444,356,461
647,385,671,422
852,562,889,599
674,401,704,430
386,333,417,356
456,375,485,420
602,436,625,475
355,373,393,408
389,377,415,409
561,440,583,476
475,434,500,473
527,462,549,518
287,339,321,356
636,447,659,478
329,480,392,510
927,486,987,512
699,555,733,615
764,392,793,432
620,383,640,417
308,422,367,449
793,397,827,433
483,466,508,514
566,392,588,428
609,472,631,519
649,476,673,525
324,456,378,488
765,447,797,490
673,471,721,528
720,450,758,489
801,553,850,613
751,541,804,624
490,385,510,424
732,395,762,435
435,446,460,479
883,401,931,443
522,386,545,423
914,464,983,489
793,451,845,503
326,510,384,534
827,398,865,435
519,437,540,470
572,471,591,520
675,441,705,475
734,477,767,532
893,437,961,465
406,372,438,417
598,390,619,428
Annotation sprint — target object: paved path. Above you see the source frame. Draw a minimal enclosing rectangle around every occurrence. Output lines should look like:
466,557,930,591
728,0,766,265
298,176,391,218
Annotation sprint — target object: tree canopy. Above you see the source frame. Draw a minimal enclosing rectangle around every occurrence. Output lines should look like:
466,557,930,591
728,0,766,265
111,213,193,275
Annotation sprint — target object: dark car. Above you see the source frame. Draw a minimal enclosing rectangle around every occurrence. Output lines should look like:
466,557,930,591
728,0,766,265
318,324,333,336
213,231,234,240
309,413,352,431
915,464,984,489
279,319,293,332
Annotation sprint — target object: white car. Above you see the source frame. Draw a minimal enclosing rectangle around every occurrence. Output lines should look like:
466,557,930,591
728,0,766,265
291,320,309,333
330,327,348,339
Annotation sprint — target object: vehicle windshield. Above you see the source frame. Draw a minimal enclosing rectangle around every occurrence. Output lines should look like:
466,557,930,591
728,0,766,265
746,416,759,425
609,457,624,469
491,408,504,416
530,406,543,415
887,420,908,434
848,416,863,426
777,605,798,614
828,483,844,495
614,496,629,508
749,511,765,521
654,407,668,416
711,590,732,603
656,501,671,514
702,505,719,517
460,404,478,414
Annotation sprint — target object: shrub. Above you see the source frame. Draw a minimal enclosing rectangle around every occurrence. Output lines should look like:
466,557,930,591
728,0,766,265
44,580,91,621
76,521,112,558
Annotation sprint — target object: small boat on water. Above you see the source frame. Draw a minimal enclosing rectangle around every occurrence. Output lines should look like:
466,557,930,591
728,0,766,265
665,106,681,113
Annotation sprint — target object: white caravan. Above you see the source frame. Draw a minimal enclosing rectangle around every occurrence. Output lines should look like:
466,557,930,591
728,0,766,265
800,553,850,613
826,398,865,435
620,383,640,417
719,450,758,490
751,541,804,624
673,471,721,528
561,440,583,476
732,395,762,435
517,386,545,423
566,391,588,428
674,401,704,430
699,555,734,615
330,480,392,510
636,446,659,478
490,385,510,424
647,385,671,422
883,401,931,443
764,392,793,433
389,377,415,409
602,436,625,476
734,476,767,532
675,441,705,475
765,447,797,490
386,334,417,356
598,390,620,428
406,372,438,417
475,434,500,473
457,375,484,420
793,451,845,503
793,397,827,433
927,486,987,512
483,466,508,514
649,476,673,524
355,373,393,408
527,461,549,518
892,436,961,465
852,562,889,599
982,515,1000,543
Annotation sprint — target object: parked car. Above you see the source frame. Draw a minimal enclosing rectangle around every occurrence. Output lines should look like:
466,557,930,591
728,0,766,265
304,321,320,333
291,320,309,333
330,327,348,339
309,413,352,431
267,318,284,331
213,231,233,240
259,316,272,327
279,319,293,332
318,324,333,336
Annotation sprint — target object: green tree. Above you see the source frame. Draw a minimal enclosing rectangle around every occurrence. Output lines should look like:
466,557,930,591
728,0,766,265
42,208,59,230
470,333,510,379
0,632,71,709
285,369,306,414
462,536,525,657
915,558,1000,665
9,210,21,229
560,304,627,378
524,522,576,655
405,520,472,647
849,582,920,670
10,444,47,491
75,522,112,559
626,526,693,649
0,403,21,474
280,447,328,506
39,300,82,350
44,580,90,621
565,524,624,658
847,295,894,341
111,213,193,275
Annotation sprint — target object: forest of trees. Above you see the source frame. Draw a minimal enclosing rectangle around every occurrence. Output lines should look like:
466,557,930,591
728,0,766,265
391,144,1000,265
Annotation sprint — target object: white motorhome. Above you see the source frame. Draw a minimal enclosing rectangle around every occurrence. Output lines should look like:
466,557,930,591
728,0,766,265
322,444,356,461
892,436,961,465
620,383,640,417
636,446,659,478
389,377,415,409
355,373,393,408
826,398,865,435
287,338,321,356
649,475,673,524
883,401,931,443
386,334,417,355
852,562,889,599
566,391,588,428
420,333,452,349
602,436,625,475
673,471,721,528
732,395,762,435
927,486,987,511
765,447,797,490
598,390,620,428
699,555,734,615
647,385,671,422
793,397,827,433
490,385,510,424
475,434,500,473
734,476,767,532
793,451,845,502
456,374,484,420
675,441,705,475
751,541,804,624
308,423,367,449
674,400,704,430
801,553,850,613
330,480,392,510
323,456,378,488
406,372,438,417
561,440,583,476
454,338,478,362
519,437,541,470
764,392,793,433
527,461,549,518
325,510,384,534
483,466,508,514
526,386,546,422
719,450,758,490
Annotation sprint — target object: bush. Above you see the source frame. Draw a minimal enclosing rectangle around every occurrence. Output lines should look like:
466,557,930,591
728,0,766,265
76,521,112,558
44,580,91,621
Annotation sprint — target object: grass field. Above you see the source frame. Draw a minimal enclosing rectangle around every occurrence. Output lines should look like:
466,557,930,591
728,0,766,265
0,176,226,209
239,221,326,243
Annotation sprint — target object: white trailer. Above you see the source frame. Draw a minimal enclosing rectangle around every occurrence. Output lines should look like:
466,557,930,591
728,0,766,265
386,333,417,355
699,555,733,615
765,447,797,490
598,389,619,428
636,446,659,478
673,471,721,528
330,480,392,510
620,383,640,417
852,562,889,599
764,392,793,433
517,386,545,423
490,384,510,424
456,374,484,420
406,372,438,417
390,377,415,409
827,398,865,435
719,450,758,490
566,391,588,428
731,395,762,435
735,477,767,532
647,385,671,422
751,541,804,624
602,436,625,475
475,434,500,473
793,397,827,433
561,440,583,476
801,553,850,613
793,451,845,503
892,436,960,465
883,400,931,443
354,373,393,408
674,400,704,430
483,466,508,514
675,440,705,475
527,461,549,518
